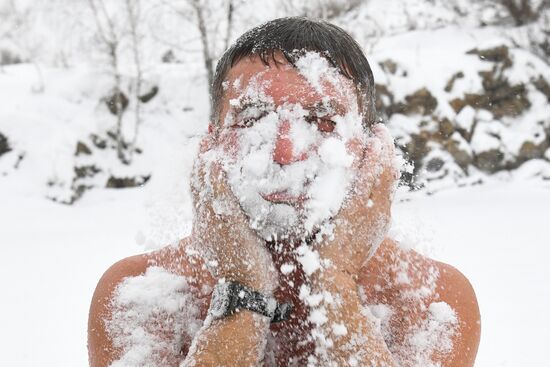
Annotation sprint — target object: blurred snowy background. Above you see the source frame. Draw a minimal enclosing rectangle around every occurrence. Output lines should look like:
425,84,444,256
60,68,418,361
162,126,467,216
0,0,549,365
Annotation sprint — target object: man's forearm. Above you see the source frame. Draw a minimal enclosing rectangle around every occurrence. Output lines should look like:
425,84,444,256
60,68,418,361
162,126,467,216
310,268,396,367
181,310,270,367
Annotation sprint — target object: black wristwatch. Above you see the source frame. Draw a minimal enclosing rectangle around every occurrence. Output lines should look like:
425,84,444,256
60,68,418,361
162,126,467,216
208,281,293,323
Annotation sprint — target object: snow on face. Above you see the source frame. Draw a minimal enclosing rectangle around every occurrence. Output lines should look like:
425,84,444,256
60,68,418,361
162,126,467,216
215,52,365,241
294,51,341,95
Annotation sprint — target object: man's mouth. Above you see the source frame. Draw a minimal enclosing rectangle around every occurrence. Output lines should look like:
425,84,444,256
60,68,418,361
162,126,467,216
261,190,307,204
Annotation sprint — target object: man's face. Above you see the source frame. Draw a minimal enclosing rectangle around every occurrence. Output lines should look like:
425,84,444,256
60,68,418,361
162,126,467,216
212,52,367,241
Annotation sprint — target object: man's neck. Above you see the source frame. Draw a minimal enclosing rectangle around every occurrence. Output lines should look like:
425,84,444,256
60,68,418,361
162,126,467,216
266,239,316,320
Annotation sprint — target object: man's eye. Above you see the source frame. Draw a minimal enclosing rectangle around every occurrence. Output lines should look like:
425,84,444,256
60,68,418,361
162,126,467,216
237,118,256,128
306,116,336,133
234,110,268,128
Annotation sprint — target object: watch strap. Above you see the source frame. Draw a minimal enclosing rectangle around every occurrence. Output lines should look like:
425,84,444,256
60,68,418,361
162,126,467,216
210,281,293,323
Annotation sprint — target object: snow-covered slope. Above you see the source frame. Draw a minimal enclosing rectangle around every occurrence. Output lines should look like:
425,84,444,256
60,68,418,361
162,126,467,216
1,0,550,365
1,172,549,366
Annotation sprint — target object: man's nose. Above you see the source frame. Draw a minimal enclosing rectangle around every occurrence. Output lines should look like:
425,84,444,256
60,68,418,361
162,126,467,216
273,120,308,165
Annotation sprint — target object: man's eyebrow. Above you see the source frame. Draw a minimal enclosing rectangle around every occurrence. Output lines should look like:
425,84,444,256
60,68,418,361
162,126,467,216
234,99,273,113
309,100,347,115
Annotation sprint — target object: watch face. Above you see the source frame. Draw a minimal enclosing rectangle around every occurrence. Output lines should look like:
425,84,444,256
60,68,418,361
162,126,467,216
209,283,231,318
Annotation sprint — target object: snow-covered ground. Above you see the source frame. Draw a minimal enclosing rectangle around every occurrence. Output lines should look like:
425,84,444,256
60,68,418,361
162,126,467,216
1,162,549,366
2,2,550,364
1,56,550,367
394,180,550,367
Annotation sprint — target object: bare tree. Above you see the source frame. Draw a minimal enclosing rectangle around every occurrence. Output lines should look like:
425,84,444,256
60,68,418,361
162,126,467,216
223,0,234,52
0,0,45,91
162,0,236,118
504,2,550,65
278,0,362,20
124,0,144,163
87,0,128,163
524,10,550,64
190,0,214,91
489,0,550,26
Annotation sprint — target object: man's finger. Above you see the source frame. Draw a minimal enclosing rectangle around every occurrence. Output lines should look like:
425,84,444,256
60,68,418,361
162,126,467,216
354,135,383,199
199,134,214,153
371,124,399,180
209,161,228,198
191,156,209,202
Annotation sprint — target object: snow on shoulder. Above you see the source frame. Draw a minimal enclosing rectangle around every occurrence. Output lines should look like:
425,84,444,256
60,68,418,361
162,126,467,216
105,267,203,367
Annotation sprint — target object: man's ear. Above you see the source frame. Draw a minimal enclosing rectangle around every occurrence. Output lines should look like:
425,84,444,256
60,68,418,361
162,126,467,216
208,122,214,134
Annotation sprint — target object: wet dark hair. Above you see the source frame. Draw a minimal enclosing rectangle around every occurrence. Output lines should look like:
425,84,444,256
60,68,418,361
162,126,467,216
211,17,376,128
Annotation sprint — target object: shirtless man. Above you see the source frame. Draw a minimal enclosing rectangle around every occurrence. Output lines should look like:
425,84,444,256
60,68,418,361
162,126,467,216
88,17,480,367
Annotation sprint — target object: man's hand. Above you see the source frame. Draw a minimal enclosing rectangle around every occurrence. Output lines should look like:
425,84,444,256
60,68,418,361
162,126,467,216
191,136,278,293
318,124,398,278
303,125,399,366
182,136,276,367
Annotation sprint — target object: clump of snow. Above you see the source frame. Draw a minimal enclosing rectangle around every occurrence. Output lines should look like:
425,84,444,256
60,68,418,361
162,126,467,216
368,303,394,339
294,51,340,95
296,243,322,276
470,121,502,154
308,307,329,326
331,322,348,336
367,299,458,367
105,267,202,367
454,106,476,132
285,104,318,155
280,262,296,275
402,302,459,367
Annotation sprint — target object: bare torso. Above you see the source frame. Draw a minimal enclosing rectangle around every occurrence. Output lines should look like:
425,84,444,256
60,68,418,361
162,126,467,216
89,237,479,367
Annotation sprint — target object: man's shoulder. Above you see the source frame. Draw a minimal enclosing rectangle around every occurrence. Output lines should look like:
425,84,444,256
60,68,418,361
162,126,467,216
363,238,481,366
403,247,481,367
433,261,478,309
379,239,480,338
88,253,150,322
92,254,150,302
369,238,479,308
90,242,210,312
433,260,481,362
88,254,150,366
88,242,213,366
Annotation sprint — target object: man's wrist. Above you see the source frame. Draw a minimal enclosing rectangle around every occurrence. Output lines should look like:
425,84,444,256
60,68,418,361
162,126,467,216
209,281,292,323
316,239,361,281
221,273,275,295
310,264,358,293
